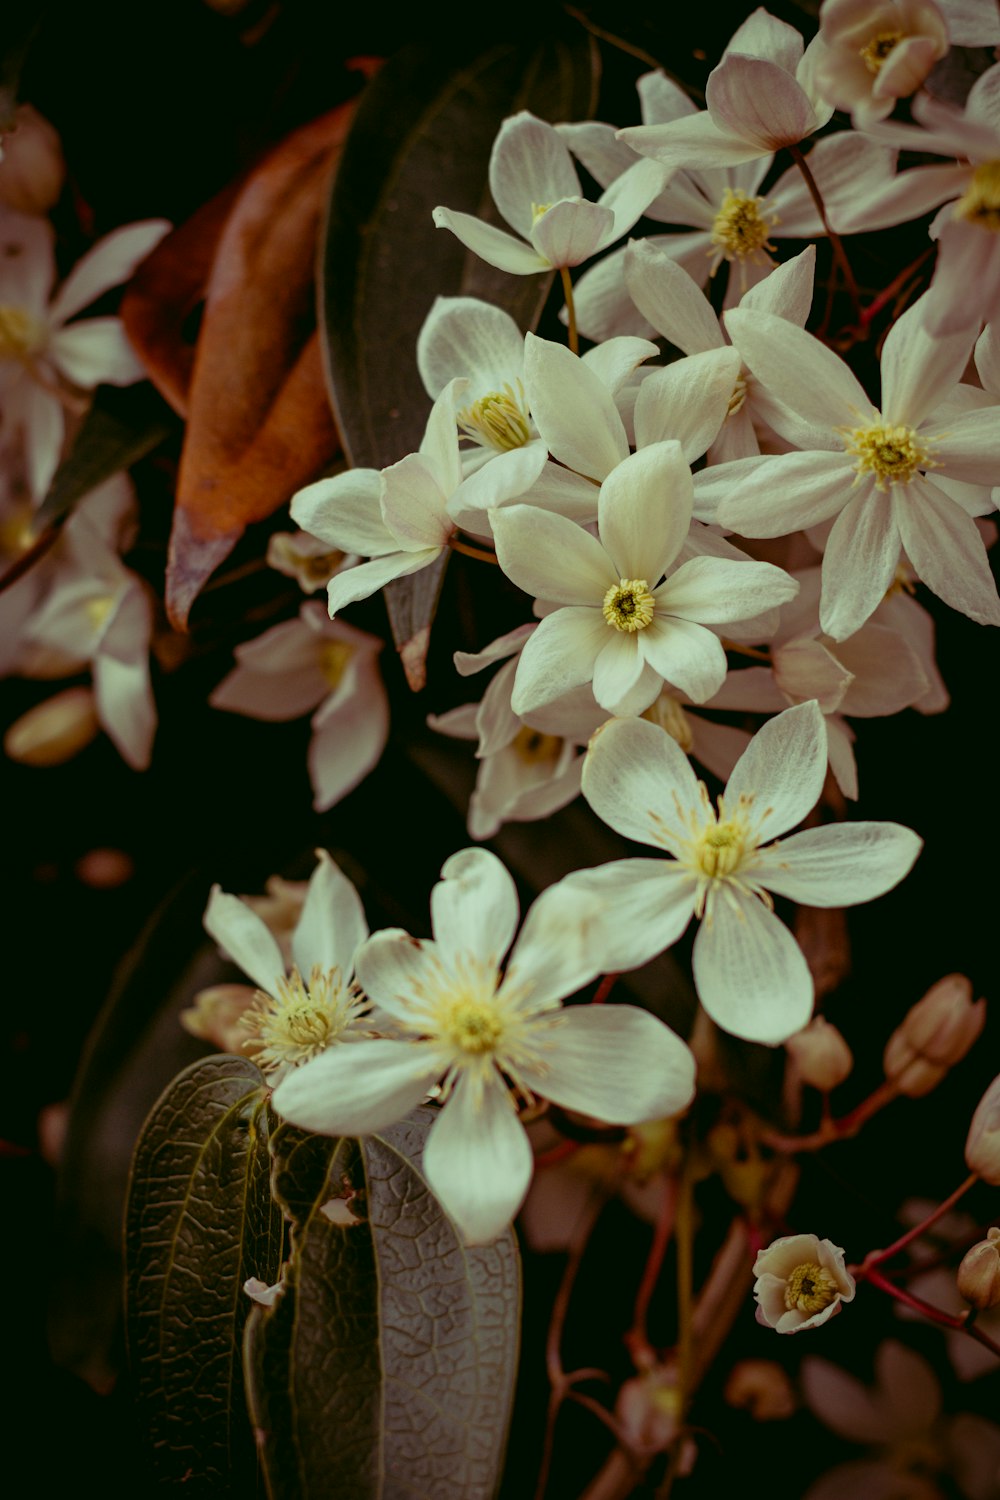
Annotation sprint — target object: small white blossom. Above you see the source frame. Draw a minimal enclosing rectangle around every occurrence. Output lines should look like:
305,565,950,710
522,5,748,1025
753,1232,856,1332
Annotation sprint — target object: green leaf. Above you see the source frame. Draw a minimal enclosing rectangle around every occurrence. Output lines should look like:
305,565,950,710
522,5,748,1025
125,1055,283,1494
320,20,598,688
35,380,176,531
246,1108,521,1499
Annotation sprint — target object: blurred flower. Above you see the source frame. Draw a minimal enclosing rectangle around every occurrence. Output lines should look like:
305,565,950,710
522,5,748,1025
3,683,99,765
0,104,65,215
883,973,985,1097
785,1016,854,1092
957,1230,1000,1311
813,0,948,123
724,1358,796,1419
967,1075,1000,1184
753,1232,856,1332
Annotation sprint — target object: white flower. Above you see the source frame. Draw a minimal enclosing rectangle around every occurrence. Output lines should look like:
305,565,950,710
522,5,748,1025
204,849,371,1082
0,207,169,497
553,701,921,1044
491,441,798,717
272,847,696,1245
753,1232,856,1332
210,603,389,814
813,0,949,123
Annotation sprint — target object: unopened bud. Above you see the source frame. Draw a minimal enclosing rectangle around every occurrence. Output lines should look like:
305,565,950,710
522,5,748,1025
4,686,100,766
883,974,985,1097
967,1076,1000,1185
723,1359,795,1420
0,105,65,214
617,1366,684,1454
957,1229,1000,1310
785,1017,853,1092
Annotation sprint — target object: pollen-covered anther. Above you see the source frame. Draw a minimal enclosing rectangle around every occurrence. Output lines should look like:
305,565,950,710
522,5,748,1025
457,381,531,451
643,693,694,754
696,817,748,879
954,161,1000,233
513,725,562,765
708,190,779,266
859,29,903,74
0,304,44,361
843,419,932,489
247,965,364,1072
603,578,655,632
438,996,505,1055
727,375,748,417
783,1261,839,1314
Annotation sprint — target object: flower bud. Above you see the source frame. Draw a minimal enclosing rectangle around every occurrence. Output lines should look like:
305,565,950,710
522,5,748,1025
785,1017,853,1092
883,974,985,1097
957,1229,1000,1311
966,1076,1000,1185
0,105,65,214
723,1359,795,1420
616,1365,683,1453
4,686,100,766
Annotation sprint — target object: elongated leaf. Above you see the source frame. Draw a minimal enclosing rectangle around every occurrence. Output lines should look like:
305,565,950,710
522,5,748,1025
321,22,598,688
125,1055,283,1494
246,1108,521,1500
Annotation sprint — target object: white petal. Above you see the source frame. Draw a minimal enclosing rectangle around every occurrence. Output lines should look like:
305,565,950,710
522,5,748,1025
724,700,827,841
308,663,389,812
724,308,869,445
624,238,722,352
431,848,519,971
598,441,692,581
423,1075,533,1244
204,887,285,991
431,207,547,275
693,892,813,1044
818,487,900,642
717,451,853,538
896,478,1000,627
491,503,614,603
292,850,368,978
639,615,728,703
740,244,815,326
48,219,170,324
522,860,696,979
755,822,921,907
326,549,442,616
510,608,609,716
415,295,524,400
291,469,396,557
530,199,616,268
658,556,797,624
489,111,580,238
582,714,702,854
272,1038,441,1136
521,1005,695,1122
523,332,628,480
618,113,770,174
880,296,977,428
633,348,741,462
50,319,145,387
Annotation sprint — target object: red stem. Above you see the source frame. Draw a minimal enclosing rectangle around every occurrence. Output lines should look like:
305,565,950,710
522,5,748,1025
858,1173,979,1271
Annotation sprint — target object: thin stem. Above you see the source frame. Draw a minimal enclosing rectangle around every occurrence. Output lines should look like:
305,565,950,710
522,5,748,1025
626,1177,679,1368
534,1139,581,1170
561,266,579,356
788,143,863,323
721,639,771,662
860,246,936,329
592,973,619,1005
860,1264,1000,1358
449,536,499,564
674,1165,695,1419
859,1173,979,1271
761,1078,900,1153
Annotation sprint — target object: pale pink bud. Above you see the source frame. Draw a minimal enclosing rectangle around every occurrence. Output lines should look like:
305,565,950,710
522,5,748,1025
785,1017,853,1092
0,105,65,215
883,974,985,1097
966,1076,1000,1185
723,1359,796,1420
3,686,99,766
957,1229,1000,1311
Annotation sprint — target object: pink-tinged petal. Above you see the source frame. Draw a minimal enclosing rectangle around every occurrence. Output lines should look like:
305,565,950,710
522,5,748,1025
474,658,521,757
932,408,1000,486
640,615,728,703
454,622,535,677
292,849,368,979
583,714,702,854
597,157,672,239
637,68,700,125
726,8,803,69
818,487,899,642
20,379,64,501
634,348,741,462
773,636,852,713
826,714,859,800
204,887,285,992
0,209,55,313
48,219,170,324
693,891,813,1045
717,451,853,538
492,503,615,603
431,848,519,972
740,244,815,326
724,700,827,841
876,1342,942,1433
524,332,628,480
690,716,752,783
515,462,600,525
837,624,929,716
529,199,615,269
724,309,868,445
424,1074,533,1244
966,58,1000,128
510,607,609,716
49,320,145,387
93,646,156,770
599,441,693,581
592,630,648,714
618,113,768,174
489,111,580,238
381,453,452,547
659,556,798,625
416,295,524,400
755,822,922,908
624,237,723,352
706,56,818,150
431,207,548,275
523,861,696,979
922,220,1000,337
799,1359,887,1445
522,1004,695,1123
326,548,443,616
291,469,395,557
896,478,1000,626
557,120,638,189
707,405,760,463
874,34,944,101
210,658,326,722
272,1038,443,1136
880,297,977,427
709,663,786,713
976,321,1000,396
309,663,389,812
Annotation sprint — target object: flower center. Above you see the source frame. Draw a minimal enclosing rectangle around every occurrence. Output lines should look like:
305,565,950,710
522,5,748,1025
643,691,694,753
603,577,655,632
319,639,353,690
783,1261,839,1314
457,381,531,451
954,161,1000,233
859,30,903,74
727,374,748,417
0,304,44,362
531,201,553,224
0,502,36,560
437,995,505,1055
513,725,562,765
86,594,116,631
247,965,367,1073
843,419,931,489
696,817,747,879
709,190,778,265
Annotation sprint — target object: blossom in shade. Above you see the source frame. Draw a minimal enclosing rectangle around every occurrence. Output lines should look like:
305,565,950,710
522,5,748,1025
812,0,949,123
552,701,921,1044
753,1233,856,1332
272,847,697,1245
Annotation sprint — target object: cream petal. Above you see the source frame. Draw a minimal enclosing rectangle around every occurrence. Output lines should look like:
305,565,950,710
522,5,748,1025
693,891,813,1045
895,478,1000,627
717,451,853,538
381,453,452,547
491,503,615,603
521,860,695,979
582,715,702,854
598,441,693,581
529,199,614,268
454,622,535,676
326,549,442,616
658,556,797,624
633,348,741,462
308,665,389,813
724,309,868,446
932,408,1000,486
592,630,648,714
354,930,449,1025
639,615,728,704
580,335,659,396
618,113,769,173
272,1038,442,1136
624,237,723,352
50,319,146,387
291,469,396,557
818,487,900,642
569,244,658,343
423,1074,533,1244
724,700,827,841
449,440,548,535
825,715,859,801
474,657,521,756
21,379,64,501
754,822,921,908
880,298,977,428
510,608,610,716
48,219,170,324
726,8,803,68
523,332,628,480
431,207,548,275
431,848,519,972
740,244,815,325
93,646,156,770
415,295,524,400
204,887,285,992
292,850,368,979
489,111,580,238
521,1004,695,1122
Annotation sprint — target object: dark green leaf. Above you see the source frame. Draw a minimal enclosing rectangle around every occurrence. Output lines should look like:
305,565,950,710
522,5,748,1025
320,20,599,686
246,1108,521,1500
125,1055,283,1494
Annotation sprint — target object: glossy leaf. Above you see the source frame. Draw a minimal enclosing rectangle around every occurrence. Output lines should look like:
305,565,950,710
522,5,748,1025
125,1054,283,1494
321,22,598,688
246,1108,521,1499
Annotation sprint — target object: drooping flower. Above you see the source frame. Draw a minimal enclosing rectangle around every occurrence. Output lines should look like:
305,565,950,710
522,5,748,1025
812,0,949,123
753,1232,856,1332
272,847,696,1245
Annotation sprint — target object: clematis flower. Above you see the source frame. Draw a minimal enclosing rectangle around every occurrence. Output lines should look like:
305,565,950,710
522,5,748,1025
550,701,921,1044
492,440,798,717
272,847,697,1245
0,207,169,497
753,1233,856,1332
812,0,949,123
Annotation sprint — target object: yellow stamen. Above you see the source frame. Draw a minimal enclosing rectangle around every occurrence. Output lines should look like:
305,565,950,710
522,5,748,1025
531,201,552,224
727,375,748,417
842,419,932,490
954,161,1000,233
643,692,694,753
318,640,353,690
246,965,367,1072
708,190,779,267
696,818,747,879
456,381,531,451
859,30,903,75
0,304,44,362
784,1261,839,1314
602,577,655,633
86,595,116,631
437,996,505,1055
512,725,562,765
